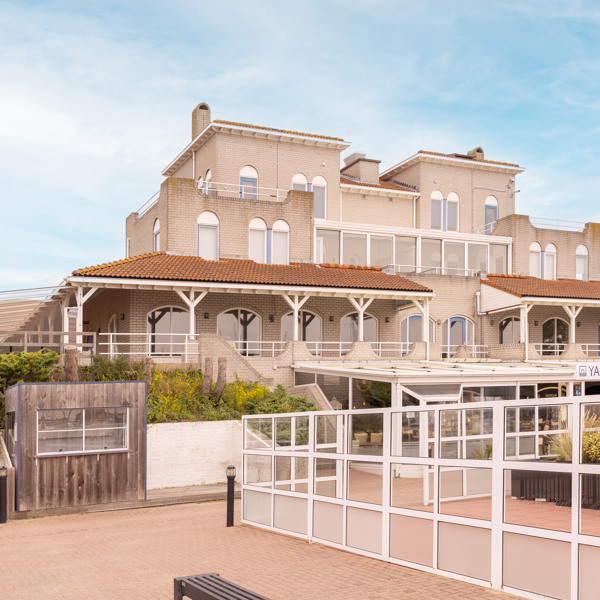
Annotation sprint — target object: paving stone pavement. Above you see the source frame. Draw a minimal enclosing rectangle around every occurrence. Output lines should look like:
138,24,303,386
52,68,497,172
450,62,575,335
0,500,521,600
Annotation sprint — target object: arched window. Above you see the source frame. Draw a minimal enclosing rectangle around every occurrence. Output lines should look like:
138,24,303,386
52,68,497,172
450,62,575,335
248,218,267,262
499,317,520,344
147,306,188,356
341,313,378,344
484,195,498,234
447,192,459,232
400,315,435,343
198,211,219,260
312,175,327,219
153,219,160,252
217,309,261,355
272,220,290,265
292,173,308,191
442,316,474,356
240,165,258,200
542,318,568,356
281,311,322,342
576,245,589,281
529,242,541,277
544,243,557,280
431,190,443,230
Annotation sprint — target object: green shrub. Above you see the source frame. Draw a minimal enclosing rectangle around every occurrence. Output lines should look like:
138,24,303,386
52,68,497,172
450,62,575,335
81,355,145,381
582,431,600,463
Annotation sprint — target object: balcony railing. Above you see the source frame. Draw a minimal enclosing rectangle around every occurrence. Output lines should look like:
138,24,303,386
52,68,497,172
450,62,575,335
530,216,585,232
442,344,488,358
473,221,497,235
371,342,412,357
306,341,353,357
533,343,567,357
97,333,199,361
232,340,287,357
199,181,289,202
582,344,600,357
0,330,95,354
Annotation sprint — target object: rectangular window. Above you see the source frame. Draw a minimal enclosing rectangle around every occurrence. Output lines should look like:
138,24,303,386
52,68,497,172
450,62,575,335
529,250,540,278
313,186,326,219
198,225,218,260
576,255,588,281
37,407,128,456
421,238,442,273
272,231,289,265
342,233,367,266
443,241,465,275
240,177,258,200
485,205,497,230
468,243,488,274
395,236,416,272
545,253,556,280
431,199,442,230
446,201,458,231
370,235,393,267
249,229,266,262
490,244,508,274
316,229,340,264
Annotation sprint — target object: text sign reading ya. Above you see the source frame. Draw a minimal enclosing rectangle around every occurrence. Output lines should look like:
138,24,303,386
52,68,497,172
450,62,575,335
576,363,600,380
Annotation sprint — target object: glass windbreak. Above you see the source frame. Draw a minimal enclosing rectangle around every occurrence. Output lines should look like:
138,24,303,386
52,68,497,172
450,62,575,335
505,405,569,460
391,411,434,458
421,239,442,273
352,379,391,410
316,229,340,264
440,409,493,459
370,235,393,267
582,404,600,464
440,466,492,520
391,463,433,512
314,457,343,498
275,456,308,492
395,236,416,271
342,233,367,266
348,461,383,505
245,417,274,450
315,414,344,453
462,386,515,403
275,416,309,450
349,413,383,456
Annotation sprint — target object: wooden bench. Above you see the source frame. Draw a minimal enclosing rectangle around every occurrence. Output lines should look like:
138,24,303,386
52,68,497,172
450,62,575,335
174,572,271,600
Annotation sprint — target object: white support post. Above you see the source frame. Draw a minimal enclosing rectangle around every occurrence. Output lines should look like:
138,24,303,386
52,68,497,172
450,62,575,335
62,298,70,348
564,305,582,344
283,294,310,341
75,287,98,349
521,303,532,360
348,296,374,342
176,289,207,340
412,298,430,361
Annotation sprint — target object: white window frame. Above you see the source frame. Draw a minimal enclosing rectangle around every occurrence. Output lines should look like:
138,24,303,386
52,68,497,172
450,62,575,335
529,242,542,278
312,175,327,220
198,211,219,260
249,218,268,263
576,245,588,281
37,407,129,457
271,219,290,265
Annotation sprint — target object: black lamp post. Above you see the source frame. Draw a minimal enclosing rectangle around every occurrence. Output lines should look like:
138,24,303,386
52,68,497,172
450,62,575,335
0,465,7,524
226,465,236,527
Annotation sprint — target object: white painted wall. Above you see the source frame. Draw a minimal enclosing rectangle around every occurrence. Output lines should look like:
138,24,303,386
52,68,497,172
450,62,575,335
147,420,243,489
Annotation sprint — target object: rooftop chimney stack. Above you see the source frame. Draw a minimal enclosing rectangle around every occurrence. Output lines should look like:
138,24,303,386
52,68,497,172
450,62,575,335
341,152,382,184
192,102,211,140
467,146,485,160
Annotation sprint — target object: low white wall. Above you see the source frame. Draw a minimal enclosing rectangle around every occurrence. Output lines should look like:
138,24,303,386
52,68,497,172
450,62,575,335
147,420,243,490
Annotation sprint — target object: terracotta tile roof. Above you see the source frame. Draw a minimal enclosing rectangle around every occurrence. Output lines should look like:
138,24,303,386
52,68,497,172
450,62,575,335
340,176,416,193
417,150,521,169
483,274,600,300
212,120,345,142
71,252,432,293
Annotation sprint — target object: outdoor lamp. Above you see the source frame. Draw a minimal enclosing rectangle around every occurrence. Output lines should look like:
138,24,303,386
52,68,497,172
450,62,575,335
226,465,236,479
226,465,236,527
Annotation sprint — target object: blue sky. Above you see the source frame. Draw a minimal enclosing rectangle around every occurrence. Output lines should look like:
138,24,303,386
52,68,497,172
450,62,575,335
2,0,600,290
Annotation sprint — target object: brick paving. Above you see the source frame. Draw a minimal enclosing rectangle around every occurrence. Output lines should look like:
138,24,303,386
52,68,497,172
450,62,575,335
0,500,520,600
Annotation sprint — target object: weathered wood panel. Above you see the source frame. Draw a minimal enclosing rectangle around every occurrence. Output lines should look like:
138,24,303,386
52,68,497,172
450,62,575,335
8,381,146,511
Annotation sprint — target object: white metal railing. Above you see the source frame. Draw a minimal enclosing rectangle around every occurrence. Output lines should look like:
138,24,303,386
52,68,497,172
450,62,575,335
135,190,160,217
371,342,412,357
233,340,287,357
97,332,198,361
242,396,600,600
442,344,488,358
198,181,289,202
530,216,586,232
306,341,353,357
473,221,497,235
533,342,567,357
384,264,482,277
0,330,95,354
582,344,600,358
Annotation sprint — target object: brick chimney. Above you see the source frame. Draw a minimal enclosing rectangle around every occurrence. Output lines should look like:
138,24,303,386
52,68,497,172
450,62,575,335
192,102,211,140
341,152,381,184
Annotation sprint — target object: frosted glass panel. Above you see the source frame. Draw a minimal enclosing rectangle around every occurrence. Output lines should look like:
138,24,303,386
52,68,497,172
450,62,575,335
389,514,433,566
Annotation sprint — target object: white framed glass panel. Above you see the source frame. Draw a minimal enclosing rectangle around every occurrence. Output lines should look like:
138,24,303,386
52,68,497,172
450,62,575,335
468,244,488,274
281,311,322,342
313,176,327,220
395,236,416,272
499,317,520,344
444,241,465,275
316,229,340,264
342,233,367,266
489,244,508,274
421,238,442,273
370,235,393,267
